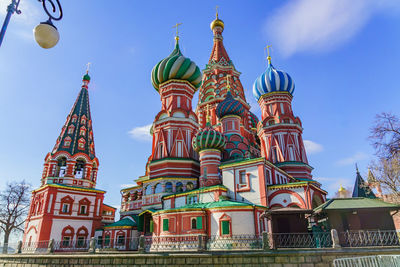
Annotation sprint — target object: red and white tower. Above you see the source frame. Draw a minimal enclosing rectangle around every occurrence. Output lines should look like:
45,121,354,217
148,36,202,180
196,13,260,158
23,72,106,246
253,55,312,179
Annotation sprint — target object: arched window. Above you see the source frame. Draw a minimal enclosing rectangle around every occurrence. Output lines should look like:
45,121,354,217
154,183,162,194
74,159,86,179
176,182,183,193
72,115,78,123
80,126,86,136
67,125,75,135
191,218,197,230
56,157,67,177
165,182,173,193
76,226,88,247
78,138,86,150
61,226,74,247
81,115,87,125
63,137,72,147
186,182,194,191
145,185,152,195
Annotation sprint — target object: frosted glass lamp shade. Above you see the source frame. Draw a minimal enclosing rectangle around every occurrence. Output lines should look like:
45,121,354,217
34,22,60,49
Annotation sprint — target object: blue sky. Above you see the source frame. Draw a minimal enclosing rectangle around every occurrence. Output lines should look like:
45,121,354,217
0,0,400,213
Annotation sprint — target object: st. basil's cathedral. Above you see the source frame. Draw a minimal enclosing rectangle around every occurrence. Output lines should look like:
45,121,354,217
23,13,328,249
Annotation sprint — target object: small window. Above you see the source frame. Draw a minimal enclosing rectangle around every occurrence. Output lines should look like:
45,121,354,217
62,236,71,247
68,126,74,134
77,236,85,247
72,115,77,123
176,182,183,193
239,171,246,184
163,219,169,231
80,205,87,215
64,139,71,147
165,182,173,193
80,128,86,136
117,235,125,245
221,221,230,235
187,195,197,205
186,182,194,190
191,218,197,230
62,203,70,213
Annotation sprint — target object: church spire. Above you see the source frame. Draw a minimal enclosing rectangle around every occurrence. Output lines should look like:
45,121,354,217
352,166,376,198
209,9,231,65
51,71,96,159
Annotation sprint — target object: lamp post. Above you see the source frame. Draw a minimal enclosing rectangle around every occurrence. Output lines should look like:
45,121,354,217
0,0,63,49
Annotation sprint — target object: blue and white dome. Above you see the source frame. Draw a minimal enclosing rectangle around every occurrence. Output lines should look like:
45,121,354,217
252,62,295,101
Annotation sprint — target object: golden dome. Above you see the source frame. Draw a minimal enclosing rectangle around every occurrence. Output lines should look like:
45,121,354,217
338,185,346,192
210,17,224,30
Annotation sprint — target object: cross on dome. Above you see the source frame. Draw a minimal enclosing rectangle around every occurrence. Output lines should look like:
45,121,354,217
173,22,183,41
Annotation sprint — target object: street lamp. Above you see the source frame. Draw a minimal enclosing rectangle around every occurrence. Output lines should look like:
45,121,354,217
0,0,63,49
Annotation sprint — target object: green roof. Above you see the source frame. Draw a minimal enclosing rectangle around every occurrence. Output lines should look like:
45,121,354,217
104,217,137,228
314,197,400,213
154,200,266,214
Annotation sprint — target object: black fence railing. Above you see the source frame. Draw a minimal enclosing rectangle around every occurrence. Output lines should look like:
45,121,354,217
340,230,400,247
270,232,332,248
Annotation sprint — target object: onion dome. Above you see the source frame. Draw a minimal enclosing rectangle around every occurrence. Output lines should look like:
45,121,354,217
249,112,259,129
83,73,90,81
192,124,226,152
252,61,295,101
216,91,245,119
210,16,224,31
151,40,202,92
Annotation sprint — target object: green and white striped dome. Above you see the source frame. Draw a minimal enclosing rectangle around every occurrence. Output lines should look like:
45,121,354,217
151,41,202,92
192,124,226,152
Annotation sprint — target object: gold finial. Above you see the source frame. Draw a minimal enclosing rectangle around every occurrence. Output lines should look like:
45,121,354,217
226,74,231,92
264,45,272,65
206,104,211,123
86,62,91,74
216,5,219,18
173,22,183,41
339,184,345,192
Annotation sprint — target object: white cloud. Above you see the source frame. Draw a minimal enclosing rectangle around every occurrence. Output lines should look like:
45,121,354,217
265,0,400,57
304,140,323,155
336,152,369,166
128,124,152,141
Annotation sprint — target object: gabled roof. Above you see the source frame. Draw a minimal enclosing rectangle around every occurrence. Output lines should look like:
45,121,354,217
51,73,96,160
314,197,400,213
104,216,137,228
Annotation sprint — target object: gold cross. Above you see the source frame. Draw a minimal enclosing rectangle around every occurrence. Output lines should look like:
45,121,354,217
86,62,91,73
216,5,219,18
173,23,183,40
264,45,272,64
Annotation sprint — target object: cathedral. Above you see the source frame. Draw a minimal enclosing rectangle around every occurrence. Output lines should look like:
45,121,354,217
23,13,327,249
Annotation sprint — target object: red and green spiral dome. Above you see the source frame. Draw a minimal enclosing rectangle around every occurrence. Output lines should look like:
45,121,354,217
192,125,226,152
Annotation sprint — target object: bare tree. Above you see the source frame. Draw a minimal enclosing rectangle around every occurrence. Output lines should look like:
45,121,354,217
369,112,400,201
0,181,30,254
370,155,400,201
370,112,400,158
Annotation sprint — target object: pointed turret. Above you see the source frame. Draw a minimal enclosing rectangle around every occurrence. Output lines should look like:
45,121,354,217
41,71,99,188
51,72,96,159
352,166,376,198
196,12,260,159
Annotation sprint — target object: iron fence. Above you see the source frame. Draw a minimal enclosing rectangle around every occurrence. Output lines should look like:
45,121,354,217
206,235,262,250
21,241,50,253
333,255,400,267
95,237,139,251
148,235,205,252
270,232,332,248
341,230,400,247
53,239,89,252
